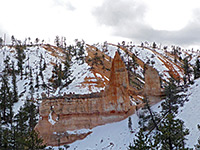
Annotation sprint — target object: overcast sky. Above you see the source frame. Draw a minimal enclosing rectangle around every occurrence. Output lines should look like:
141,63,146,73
0,0,200,48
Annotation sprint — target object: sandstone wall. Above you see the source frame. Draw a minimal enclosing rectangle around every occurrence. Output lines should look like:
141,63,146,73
144,65,161,96
35,52,133,146
35,52,163,146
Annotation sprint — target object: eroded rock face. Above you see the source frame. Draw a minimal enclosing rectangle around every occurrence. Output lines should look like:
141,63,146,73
144,65,162,104
35,52,163,146
103,52,130,113
35,52,134,146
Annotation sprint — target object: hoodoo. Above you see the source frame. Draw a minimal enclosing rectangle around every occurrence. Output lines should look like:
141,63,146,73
35,51,163,146
35,51,134,146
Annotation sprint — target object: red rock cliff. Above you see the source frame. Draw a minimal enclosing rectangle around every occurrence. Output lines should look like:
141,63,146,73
35,52,134,146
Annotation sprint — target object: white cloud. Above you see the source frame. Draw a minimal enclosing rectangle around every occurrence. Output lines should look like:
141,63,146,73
1,0,200,47
93,0,200,47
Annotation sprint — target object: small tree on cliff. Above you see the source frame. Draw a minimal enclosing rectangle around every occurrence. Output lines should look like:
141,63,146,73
11,61,18,103
194,58,200,79
183,57,192,84
152,42,156,49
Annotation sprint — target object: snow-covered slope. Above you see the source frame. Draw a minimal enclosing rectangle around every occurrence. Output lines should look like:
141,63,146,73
1,43,199,149
50,78,200,150
178,78,200,148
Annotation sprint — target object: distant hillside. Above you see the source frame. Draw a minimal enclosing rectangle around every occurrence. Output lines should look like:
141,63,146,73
0,40,199,149
0,41,198,115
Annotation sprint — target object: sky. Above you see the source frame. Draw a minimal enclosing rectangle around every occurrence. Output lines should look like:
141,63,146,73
0,0,200,48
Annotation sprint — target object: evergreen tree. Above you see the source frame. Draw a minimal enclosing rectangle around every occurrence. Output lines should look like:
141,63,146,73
57,63,63,87
35,72,39,89
183,57,191,84
0,37,3,47
12,100,46,150
194,58,200,79
156,113,189,150
63,52,72,87
195,124,200,149
0,73,13,124
3,55,11,75
130,78,189,150
11,35,15,46
152,42,156,49
11,61,18,103
29,68,34,98
76,40,85,64
128,117,133,133
155,78,189,150
55,36,60,47
131,54,138,74
35,38,39,45
16,45,26,78
50,63,63,88
128,129,151,150
143,97,160,131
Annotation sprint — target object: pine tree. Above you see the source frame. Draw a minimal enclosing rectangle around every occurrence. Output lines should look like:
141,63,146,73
0,73,13,124
55,36,60,47
3,55,11,75
155,78,189,150
195,124,200,149
12,100,46,150
76,40,85,64
152,42,156,49
128,128,150,150
183,57,191,84
29,68,34,98
0,37,3,47
11,35,15,46
143,97,160,131
16,45,26,79
63,52,72,87
131,54,138,74
128,117,133,133
194,58,200,79
35,72,39,89
156,114,189,150
11,61,18,103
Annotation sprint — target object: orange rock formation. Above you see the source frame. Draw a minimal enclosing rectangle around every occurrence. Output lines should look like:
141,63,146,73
35,52,135,146
35,52,162,146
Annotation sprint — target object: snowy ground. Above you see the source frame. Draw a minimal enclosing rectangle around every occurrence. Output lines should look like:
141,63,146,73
1,44,199,149
50,78,200,150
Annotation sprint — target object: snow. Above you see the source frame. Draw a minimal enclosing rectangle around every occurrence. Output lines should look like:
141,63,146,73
96,73,102,78
177,78,200,148
51,78,200,150
48,111,56,125
51,114,140,150
67,129,92,135
1,44,200,149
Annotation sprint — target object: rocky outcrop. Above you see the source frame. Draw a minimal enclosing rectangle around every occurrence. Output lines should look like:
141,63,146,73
35,52,135,146
144,65,162,104
144,65,161,96
35,52,163,146
103,52,130,113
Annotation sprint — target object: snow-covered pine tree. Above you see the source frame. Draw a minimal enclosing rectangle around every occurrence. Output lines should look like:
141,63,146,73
11,61,19,103
155,78,189,150
16,45,26,79
194,58,200,79
183,57,191,84
128,128,151,150
63,52,72,87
